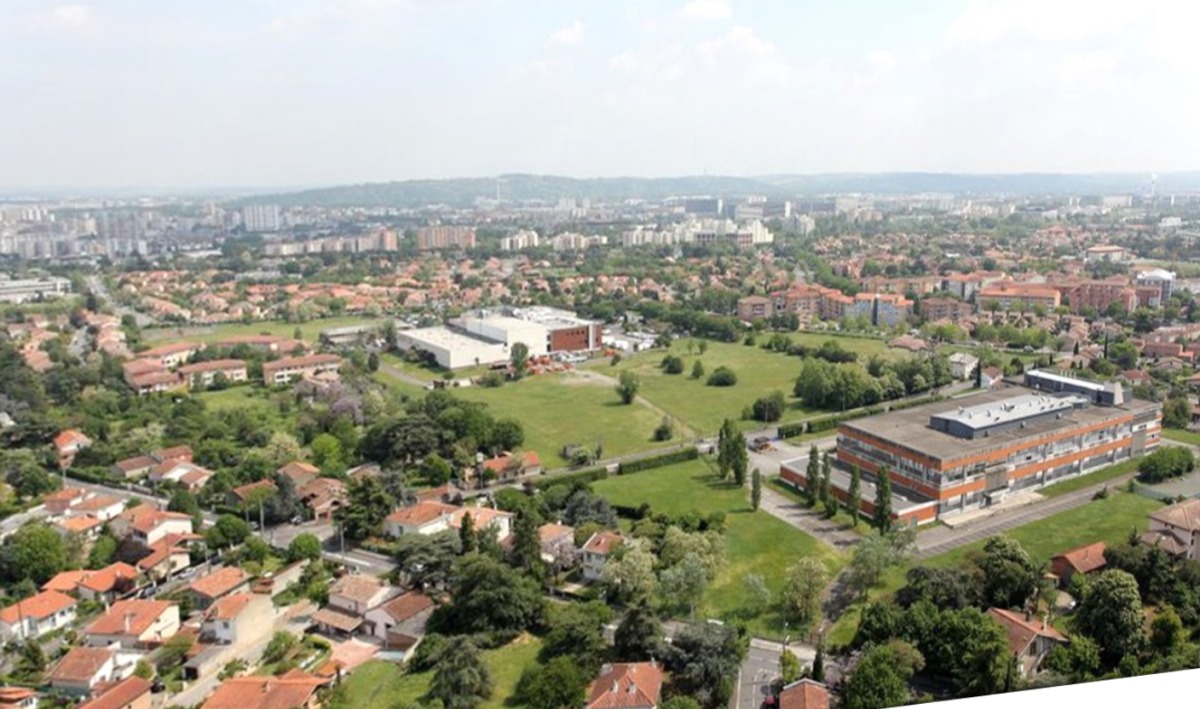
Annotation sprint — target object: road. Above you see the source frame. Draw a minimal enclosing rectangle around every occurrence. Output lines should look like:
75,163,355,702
85,273,154,327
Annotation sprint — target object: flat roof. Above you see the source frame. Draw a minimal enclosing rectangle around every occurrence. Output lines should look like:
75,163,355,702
1025,369,1110,394
932,393,1088,431
841,386,1159,464
399,326,508,351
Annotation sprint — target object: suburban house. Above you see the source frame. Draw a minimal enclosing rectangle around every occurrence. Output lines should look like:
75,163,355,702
84,599,181,649
448,505,514,542
201,593,274,646
1050,542,1108,589
1145,498,1200,561
261,354,343,385
278,461,321,488
778,679,831,709
311,574,400,637
980,366,1004,389
75,676,153,709
44,562,142,605
0,687,37,709
0,590,78,642
109,507,194,548
537,523,577,569
581,531,625,582
363,591,435,657
585,662,663,709
148,460,214,492
54,429,92,468
227,479,277,509
201,670,329,709
298,477,346,521
948,352,980,381
48,645,141,697
188,567,251,611
136,533,199,582
475,451,542,483
43,487,92,515
986,608,1068,678
55,515,106,540
383,501,460,538
151,445,194,464
69,494,128,522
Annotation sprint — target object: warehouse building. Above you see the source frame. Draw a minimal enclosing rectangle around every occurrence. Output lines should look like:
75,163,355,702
455,307,601,354
782,373,1161,524
393,327,510,370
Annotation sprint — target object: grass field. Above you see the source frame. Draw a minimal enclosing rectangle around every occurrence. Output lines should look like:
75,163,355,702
824,489,1165,645
1038,458,1141,498
592,458,846,639
1163,429,1200,446
140,315,384,345
195,386,292,423
766,476,865,535
454,373,668,464
337,636,542,709
379,353,495,383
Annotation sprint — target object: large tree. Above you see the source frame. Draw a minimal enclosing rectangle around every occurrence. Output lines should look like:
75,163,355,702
612,599,665,662
658,552,709,618
751,468,762,511
1073,569,1145,666
976,536,1041,610
780,557,829,631
513,656,588,709
0,521,71,585
510,342,530,379
428,636,492,709
540,600,612,674
615,371,641,405
507,510,546,581
665,622,746,709
430,553,547,635
846,463,862,526
872,466,893,532
601,537,659,604
336,475,394,542
842,642,919,709
804,445,820,504
393,530,461,590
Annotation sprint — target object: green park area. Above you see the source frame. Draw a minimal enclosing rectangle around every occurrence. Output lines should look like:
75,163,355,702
140,315,384,346
336,637,542,709
592,334,895,436
592,458,846,639
825,488,1165,646
455,372,666,464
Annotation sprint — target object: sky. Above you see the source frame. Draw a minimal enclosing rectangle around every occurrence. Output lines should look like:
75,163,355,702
1,0,1199,190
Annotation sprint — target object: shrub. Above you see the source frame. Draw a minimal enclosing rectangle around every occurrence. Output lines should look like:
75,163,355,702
618,447,700,474
654,418,675,442
661,355,685,374
479,372,504,388
752,391,787,423
531,468,608,491
707,366,738,387
1138,447,1195,483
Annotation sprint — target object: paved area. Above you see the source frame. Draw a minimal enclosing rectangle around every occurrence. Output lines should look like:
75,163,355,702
735,641,816,709
939,490,1044,529
327,637,380,671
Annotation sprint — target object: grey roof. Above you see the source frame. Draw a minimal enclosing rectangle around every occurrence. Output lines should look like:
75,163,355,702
931,393,1087,431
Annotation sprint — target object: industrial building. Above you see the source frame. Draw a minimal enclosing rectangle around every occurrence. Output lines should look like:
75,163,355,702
781,371,1161,525
394,307,602,370
0,276,72,303
393,327,510,370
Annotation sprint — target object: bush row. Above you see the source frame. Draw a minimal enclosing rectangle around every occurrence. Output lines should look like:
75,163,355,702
778,394,948,439
530,467,609,491
617,446,699,475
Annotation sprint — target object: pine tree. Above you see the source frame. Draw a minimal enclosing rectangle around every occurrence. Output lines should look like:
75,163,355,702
811,636,825,683
510,511,545,581
804,445,820,506
818,453,832,505
974,358,983,389
717,419,734,480
846,464,862,527
873,466,893,533
751,469,762,511
732,436,748,486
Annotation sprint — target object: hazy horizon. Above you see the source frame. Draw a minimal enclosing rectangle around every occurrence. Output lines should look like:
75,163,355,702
3,0,1199,190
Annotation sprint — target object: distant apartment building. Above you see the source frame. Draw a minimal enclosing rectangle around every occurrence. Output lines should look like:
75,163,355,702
500,230,540,251
0,276,72,304
1084,245,1131,263
1060,279,1137,315
677,218,773,248
737,296,774,322
549,233,607,251
920,297,975,324
977,283,1061,312
416,225,476,251
1135,269,1176,303
177,360,249,389
242,205,281,233
848,293,913,327
262,354,342,385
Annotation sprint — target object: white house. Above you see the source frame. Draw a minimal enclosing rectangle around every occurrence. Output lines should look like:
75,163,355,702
364,591,435,659
312,575,400,637
84,600,181,649
581,531,624,583
1147,498,1200,561
109,507,194,548
948,352,980,381
0,590,78,642
48,644,142,697
383,501,459,538
201,593,275,647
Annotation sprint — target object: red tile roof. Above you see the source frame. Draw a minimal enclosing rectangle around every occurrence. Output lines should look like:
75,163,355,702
1052,542,1107,575
206,593,257,621
385,501,458,527
54,429,91,451
77,677,152,709
202,673,326,709
376,591,433,623
0,590,77,624
85,599,174,637
230,479,277,502
538,523,574,544
77,562,140,594
49,645,115,684
189,567,249,599
117,506,193,535
583,531,624,555
779,679,830,709
585,662,663,709
43,569,91,593
987,608,1067,657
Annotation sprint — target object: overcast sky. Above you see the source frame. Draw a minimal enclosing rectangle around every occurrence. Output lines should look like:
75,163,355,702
2,0,1198,190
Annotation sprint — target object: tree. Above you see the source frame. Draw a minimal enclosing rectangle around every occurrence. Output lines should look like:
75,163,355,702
744,573,771,617
616,371,641,404
811,636,825,682
602,538,659,604
691,360,705,380
654,416,675,442
706,366,738,387
698,340,708,355
510,341,530,379
336,475,394,542
1074,569,1145,666
1162,395,1191,429
666,622,745,709
716,419,739,481
872,466,893,533
976,536,1040,610
310,433,347,473
842,642,918,709
261,631,297,665
659,552,709,617
781,557,829,631
167,489,202,527
430,553,547,635
731,432,748,486
459,511,477,555
508,510,546,581
287,533,323,562
847,530,911,601
419,454,454,486
804,445,820,504
751,468,762,511
613,599,665,662
895,566,979,610
818,452,832,505
661,355,685,374
0,521,70,585
541,601,612,674
751,391,787,422
846,464,862,526
209,514,251,549
14,638,46,681
780,647,801,684
428,636,492,709
513,656,589,709
394,530,461,590
366,351,380,372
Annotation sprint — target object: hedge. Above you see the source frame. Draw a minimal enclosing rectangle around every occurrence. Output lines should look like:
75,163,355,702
780,394,949,439
617,446,699,475
66,468,125,486
531,467,609,490
777,422,805,438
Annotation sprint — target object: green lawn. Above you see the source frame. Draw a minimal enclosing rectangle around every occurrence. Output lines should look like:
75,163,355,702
1038,458,1141,498
337,636,542,709
1163,429,1200,446
140,316,385,345
195,386,291,423
825,490,1164,646
454,373,667,464
380,353,493,383
766,477,865,535
372,369,433,401
592,458,847,639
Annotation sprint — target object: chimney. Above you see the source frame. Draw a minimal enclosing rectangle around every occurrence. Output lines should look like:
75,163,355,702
611,681,619,694
1024,609,1032,622
124,612,133,634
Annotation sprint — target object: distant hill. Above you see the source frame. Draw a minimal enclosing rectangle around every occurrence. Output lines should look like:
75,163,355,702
236,171,1200,208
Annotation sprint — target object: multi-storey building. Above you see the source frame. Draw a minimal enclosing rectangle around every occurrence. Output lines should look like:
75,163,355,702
786,372,1161,524
261,354,343,385
919,297,975,324
976,283,1061,311
415,225,476,251
242,205,281,233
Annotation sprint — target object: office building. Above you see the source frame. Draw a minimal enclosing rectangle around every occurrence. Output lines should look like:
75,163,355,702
242,205,281,233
